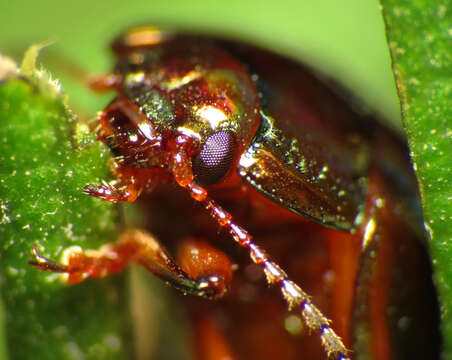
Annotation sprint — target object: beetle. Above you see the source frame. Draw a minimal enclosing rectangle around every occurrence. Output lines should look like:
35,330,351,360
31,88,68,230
31,26,440,359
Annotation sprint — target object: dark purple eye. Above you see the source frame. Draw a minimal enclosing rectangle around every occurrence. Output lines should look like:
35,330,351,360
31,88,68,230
193,130,236,185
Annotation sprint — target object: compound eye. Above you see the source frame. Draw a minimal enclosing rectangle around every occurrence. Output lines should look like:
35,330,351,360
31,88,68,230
193,131,236,186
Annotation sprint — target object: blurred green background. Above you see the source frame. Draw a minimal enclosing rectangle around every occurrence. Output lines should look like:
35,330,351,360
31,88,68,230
1,0,399,127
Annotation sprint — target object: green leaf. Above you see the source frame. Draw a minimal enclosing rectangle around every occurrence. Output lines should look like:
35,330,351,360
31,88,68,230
380,0,452,355
0,57,130,359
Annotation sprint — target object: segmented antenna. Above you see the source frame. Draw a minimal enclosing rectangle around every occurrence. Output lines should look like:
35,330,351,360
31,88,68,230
170,139,350,360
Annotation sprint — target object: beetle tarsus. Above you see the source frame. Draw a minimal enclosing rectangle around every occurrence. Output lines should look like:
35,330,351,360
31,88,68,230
83,181,140,203
29,245,69,273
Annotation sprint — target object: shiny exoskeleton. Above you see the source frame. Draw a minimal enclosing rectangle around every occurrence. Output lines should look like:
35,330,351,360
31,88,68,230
31,26,440,359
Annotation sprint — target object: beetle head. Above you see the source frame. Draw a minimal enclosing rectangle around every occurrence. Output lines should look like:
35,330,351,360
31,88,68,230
96,28,262,192
98,73,260,188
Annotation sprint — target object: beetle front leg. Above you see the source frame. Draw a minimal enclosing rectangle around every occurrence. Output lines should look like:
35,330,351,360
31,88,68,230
83,179,141,203
175,237,232,300
83,162,154,203
30,230,232,300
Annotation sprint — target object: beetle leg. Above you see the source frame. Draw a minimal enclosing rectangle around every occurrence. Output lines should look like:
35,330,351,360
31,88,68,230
83,169,166,203
350,163,440,359
83,162,154,203
83,179,141,203
176,237,232,300
30,229,232,300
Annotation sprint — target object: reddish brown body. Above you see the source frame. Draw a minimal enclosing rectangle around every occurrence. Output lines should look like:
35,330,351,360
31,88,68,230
31,26,439,359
